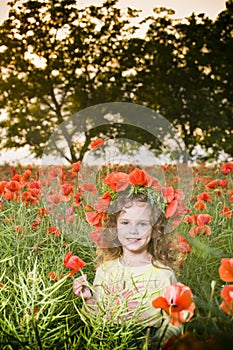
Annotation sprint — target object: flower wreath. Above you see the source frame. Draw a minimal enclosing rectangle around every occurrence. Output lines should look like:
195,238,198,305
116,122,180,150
82,166,189,244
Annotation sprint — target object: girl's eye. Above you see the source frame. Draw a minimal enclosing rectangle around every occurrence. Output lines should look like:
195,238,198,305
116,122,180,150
139,222,150,227
120,221,128,225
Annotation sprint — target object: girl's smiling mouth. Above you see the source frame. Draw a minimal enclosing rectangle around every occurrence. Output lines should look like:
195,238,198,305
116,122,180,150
126,238,141,241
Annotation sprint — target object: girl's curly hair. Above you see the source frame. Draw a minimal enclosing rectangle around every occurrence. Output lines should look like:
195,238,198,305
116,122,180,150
95,193,180,271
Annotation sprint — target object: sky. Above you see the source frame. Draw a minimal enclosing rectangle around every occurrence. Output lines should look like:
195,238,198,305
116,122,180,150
0,0,227,23
0,0,228,164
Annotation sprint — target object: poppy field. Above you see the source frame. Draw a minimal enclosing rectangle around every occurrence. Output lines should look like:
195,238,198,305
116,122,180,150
0,160,232,349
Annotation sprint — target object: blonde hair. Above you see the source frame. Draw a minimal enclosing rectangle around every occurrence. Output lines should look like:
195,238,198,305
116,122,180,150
95,193,179,271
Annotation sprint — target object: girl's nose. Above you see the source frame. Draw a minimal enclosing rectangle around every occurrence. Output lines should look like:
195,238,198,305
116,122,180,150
129,223,138,234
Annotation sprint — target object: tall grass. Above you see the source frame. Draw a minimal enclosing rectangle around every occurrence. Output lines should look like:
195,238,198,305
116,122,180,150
0,163,232,349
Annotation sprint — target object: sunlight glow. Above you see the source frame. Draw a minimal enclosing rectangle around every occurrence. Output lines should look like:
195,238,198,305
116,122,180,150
24,52,47,69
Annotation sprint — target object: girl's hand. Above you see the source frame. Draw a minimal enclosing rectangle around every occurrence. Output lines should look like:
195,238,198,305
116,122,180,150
73,274,92,300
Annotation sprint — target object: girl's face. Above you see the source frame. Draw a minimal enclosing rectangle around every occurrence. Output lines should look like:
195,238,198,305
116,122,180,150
117,201,152,254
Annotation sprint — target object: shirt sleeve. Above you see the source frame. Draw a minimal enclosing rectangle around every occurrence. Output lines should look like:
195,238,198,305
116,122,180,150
154,267,177,294
92,265,108,302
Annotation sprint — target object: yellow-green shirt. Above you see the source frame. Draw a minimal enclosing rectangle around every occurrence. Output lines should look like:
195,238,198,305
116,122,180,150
92,258,180,337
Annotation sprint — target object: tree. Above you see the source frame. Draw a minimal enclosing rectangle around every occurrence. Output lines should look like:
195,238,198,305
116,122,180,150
0,0,140,162
208,0,233,157
132,5,233,159
0,0,232,162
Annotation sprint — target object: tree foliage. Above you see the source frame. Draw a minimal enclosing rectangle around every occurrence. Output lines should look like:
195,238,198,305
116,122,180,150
0,0,232,162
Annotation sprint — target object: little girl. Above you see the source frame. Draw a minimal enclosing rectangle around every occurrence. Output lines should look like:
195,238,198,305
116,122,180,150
73,169,183,348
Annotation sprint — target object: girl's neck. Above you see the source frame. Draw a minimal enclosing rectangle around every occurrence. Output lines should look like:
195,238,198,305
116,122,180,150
119,250,152,267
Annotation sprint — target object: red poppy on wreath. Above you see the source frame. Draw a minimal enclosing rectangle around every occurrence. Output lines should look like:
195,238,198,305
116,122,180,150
128,168,150,186
85,209,107,228
103,172,130,192
93,192,111,213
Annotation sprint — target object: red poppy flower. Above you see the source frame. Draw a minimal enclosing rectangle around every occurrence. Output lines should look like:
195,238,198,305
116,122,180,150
177,235,192,255
220,206,232,218
28,181,40,190
147,176,162,190
5,180,21,192
4,189,18,201
166,197,188,220
85,210,107,227
219,258,233,282
103,172,130,192
162,186,175,203
189,225,211,237
47,193,63,204
0,181,7,195
152,282,195,326
74,192,81,206
94,192,111,212
90,138,104,150
183,214,198,225
78,183,97,196
166,200,178,218
70,161,81,174
205,179,228,189
217,179,228,189
174,189,185,201
63,251,86,276
205,180,218,189
61,183,74,196
89,229,101,244
48,271,58,282
227,189,233,203
220,285,233,316
129,168,150,186
197,192,211,202
89,228,109,247
194,200,206,211
32,220,41,230
37,207,48,218
21,169,32,182
221,162,233,175
22,189,41,205
47,166,64,180
47,226,61,236
196,214,211,226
